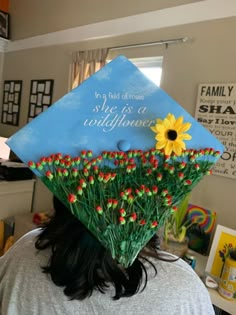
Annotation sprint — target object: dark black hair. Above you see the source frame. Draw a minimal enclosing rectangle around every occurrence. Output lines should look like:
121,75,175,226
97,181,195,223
35,196,173,301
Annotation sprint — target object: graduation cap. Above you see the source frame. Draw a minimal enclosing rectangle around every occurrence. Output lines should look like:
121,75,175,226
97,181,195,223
7,55,224,267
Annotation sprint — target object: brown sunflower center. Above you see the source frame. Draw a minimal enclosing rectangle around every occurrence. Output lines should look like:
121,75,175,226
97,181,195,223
167,129,178,141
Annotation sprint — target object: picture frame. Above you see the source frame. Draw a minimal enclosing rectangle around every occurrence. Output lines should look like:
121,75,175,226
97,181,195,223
186,204,217,255
27,79,54,122
1,80,22,126
205,225,236,279
0,10,9,39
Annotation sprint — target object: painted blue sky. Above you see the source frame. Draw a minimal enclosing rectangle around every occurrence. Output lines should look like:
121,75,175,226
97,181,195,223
7,55,224,168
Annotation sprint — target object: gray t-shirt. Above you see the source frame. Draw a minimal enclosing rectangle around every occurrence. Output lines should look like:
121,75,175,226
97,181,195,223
0,229,214,315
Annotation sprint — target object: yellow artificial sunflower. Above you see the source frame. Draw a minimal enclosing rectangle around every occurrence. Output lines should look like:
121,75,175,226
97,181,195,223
151,113,192,156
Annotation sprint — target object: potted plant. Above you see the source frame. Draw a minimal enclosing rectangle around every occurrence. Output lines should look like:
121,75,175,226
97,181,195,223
162,194,190,256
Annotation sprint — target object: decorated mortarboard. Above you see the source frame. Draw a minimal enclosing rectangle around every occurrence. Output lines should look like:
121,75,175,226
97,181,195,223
7,55,224,267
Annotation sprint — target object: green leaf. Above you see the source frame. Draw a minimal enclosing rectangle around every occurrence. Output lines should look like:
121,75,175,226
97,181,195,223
177,226,187,242
175,194,190,230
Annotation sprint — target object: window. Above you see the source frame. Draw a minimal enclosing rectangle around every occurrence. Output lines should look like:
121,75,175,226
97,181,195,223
106,56,163,87
130,57,163,87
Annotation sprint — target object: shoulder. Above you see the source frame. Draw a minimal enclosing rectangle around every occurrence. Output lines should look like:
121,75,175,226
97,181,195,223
15,227,42,243
0,228,44,268
4,228,40,251
144,255,214,314
150,254,204,288
0,228,49,290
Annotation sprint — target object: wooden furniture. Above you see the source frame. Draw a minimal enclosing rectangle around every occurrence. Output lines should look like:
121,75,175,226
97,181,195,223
0,179,35,220
193,251,236,315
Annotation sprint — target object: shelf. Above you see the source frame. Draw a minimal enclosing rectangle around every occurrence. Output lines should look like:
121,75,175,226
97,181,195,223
209,288,236,315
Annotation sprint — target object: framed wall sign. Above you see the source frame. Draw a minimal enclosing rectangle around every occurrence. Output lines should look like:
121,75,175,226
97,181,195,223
27,79,54,122
195,83,236,179
0,10,9,39
1,80,22,126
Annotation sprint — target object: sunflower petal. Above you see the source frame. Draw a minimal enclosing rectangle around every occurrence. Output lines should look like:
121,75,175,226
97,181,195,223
150,126,157,132
172,141,183,156
178,133,192,140
156,140,167,150
179,122,191,133
151,124,165,134
156,133,166,141
156,118,163,124
163,118,171,128
155,124,165,132
167,113,175,126
174,116,184,131
175,139,186,150
164,141,173,155
158,139,168,146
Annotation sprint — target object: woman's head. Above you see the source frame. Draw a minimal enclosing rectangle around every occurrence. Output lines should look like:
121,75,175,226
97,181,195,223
36,196,161,300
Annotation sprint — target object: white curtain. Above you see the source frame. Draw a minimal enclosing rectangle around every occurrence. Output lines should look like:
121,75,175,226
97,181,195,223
71,48,109,89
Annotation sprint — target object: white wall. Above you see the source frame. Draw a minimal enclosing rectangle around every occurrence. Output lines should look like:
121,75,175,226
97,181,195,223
9,0,196,40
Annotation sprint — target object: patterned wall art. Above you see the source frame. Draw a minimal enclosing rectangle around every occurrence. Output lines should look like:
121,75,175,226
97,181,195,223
27,79,54,122
0,10,10,39
1,80,22,126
